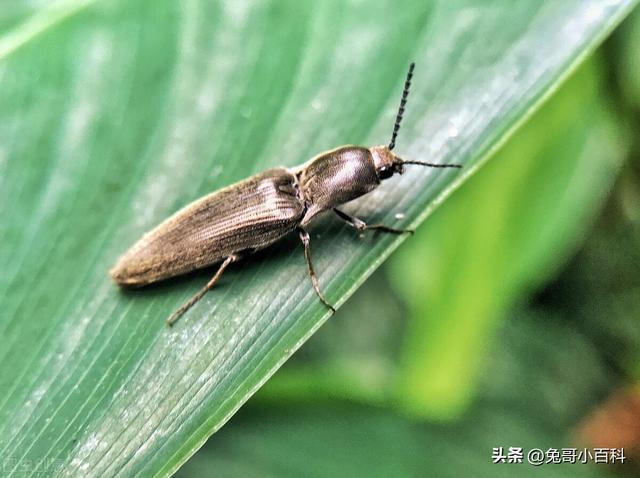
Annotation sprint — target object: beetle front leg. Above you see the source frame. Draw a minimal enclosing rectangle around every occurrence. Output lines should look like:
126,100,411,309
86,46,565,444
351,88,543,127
299,228,336,313
333,208,414,235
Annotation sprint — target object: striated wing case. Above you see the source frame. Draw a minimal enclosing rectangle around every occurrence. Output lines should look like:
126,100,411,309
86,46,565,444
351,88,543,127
110,168,305,285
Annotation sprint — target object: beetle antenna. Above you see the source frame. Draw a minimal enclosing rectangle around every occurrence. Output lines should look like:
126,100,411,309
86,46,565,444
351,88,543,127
402,160,461,169
389,62,415,151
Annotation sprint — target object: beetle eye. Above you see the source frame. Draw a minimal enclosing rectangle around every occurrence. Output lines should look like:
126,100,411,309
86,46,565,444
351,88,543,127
378,166,393,180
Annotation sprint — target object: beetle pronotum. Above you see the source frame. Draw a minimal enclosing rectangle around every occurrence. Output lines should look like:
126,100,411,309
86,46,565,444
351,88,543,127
110,63,461,326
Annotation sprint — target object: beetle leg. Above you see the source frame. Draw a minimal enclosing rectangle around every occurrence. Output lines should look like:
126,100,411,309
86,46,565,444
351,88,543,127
299,228,336,313
166,254,238,326
333,208,414,235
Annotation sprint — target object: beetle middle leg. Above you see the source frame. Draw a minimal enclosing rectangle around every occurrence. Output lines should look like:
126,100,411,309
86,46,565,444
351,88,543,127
333,208,414,235
166,254,238,326
299,228,336,313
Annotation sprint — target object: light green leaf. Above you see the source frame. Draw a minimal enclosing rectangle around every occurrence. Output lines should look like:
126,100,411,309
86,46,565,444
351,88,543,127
618,7,640,109
0,0,636,476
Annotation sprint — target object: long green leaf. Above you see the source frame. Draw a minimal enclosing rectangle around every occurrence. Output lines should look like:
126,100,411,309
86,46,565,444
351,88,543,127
0,1,636,476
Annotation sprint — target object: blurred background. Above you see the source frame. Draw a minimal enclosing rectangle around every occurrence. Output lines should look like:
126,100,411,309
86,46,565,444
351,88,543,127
175,8,640,478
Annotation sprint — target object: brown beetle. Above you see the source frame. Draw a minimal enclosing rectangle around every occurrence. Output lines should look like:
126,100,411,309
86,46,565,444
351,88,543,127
110,63,460,325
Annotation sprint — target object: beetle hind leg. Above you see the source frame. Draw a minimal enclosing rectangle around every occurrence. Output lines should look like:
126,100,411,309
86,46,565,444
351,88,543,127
166,254,238,326
299,228,336,314
333,208,414,235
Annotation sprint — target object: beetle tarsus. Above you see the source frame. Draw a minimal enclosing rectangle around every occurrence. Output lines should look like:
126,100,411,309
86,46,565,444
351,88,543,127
299,228,335,313
333,208,413,235
166,254,237,326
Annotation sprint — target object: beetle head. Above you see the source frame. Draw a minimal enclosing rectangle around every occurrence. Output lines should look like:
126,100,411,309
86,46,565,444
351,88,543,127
371,145,404,179
371,145,461,181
